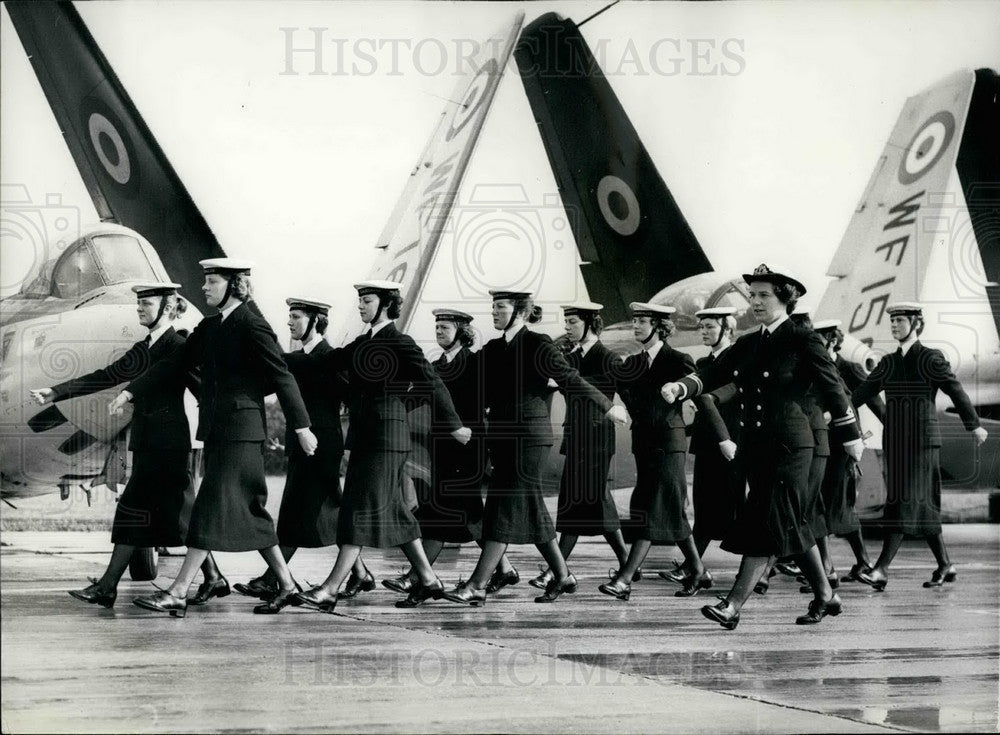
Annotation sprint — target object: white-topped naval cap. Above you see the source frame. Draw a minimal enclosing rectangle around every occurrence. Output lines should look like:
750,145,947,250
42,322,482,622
629,301,676,317
131,282,181,297
353,280,403,294
286,297,331,315
813,318,843,331
199,258,254,275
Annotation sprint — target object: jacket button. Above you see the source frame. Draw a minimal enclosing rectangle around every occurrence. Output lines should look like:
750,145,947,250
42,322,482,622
755,421,761,427
756,405,762,410
739,421,745,427
738,387,744,393
733,370,739,376
763,371,770,378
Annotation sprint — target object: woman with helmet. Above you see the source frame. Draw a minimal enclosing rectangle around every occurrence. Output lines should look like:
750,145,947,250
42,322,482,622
852,303,987,591
530,302,630,591
383,308,518,604
442,290,627,607
294,281,471,613
234,297,373,602
114,259,318,617
33,282,224,609
660,306,743,590
662,264,864,629
598,301,708,602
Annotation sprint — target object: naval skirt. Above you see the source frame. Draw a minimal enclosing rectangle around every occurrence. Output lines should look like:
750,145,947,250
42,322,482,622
337,448,417,548
625,448,691,543
185,441,278,552
415,436,485,543
554,430,619,536
111,449,194,547
276,425,343,548
482,438,555,545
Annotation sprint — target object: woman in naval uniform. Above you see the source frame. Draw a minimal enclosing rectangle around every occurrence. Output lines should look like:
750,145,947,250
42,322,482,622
442,291,627,607
530,302,630,591
662,264,864,629
598,301,709,602
852,303,987,591
113,259,318,617
659,307,743,589
813,319,884,583
294,281,471,613
234,297,372,602
33,283,223,608
382,309,518,604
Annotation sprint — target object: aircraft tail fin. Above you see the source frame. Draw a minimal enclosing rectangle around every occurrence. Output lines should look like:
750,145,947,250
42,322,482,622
818,68,1000,349
514,13,712,325
5,1,224,311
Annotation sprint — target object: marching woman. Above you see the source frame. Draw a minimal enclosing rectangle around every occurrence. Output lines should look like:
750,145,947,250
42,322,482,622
234,298,372,601
294,281,471,613
32,283,223,608
598,302,708,602
530,302,629,591
385,308,518,604
660,307,742,588
813,319,884,582
852,303,987,591
112,259,318,617
662,264,864,628
442,290,627,606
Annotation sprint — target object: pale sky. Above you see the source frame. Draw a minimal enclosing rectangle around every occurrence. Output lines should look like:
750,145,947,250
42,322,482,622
3,0,999,351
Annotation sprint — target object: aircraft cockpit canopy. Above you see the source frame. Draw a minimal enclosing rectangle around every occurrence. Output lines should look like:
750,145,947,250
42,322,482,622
20,228,165,300
653,276,756,333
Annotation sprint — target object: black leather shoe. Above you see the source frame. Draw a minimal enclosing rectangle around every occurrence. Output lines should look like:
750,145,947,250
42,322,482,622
233,576,276,599
188,577,230,606
923,564,957,588
396,579,445,608
796,594,842,624
253,587,302,614
633,567,643,582
68,583,117,609
294,586,339,613
535,574,578,603
598,574,631,601
381,574,415,594
657,560,687,585
340,571,376,599
529,568,553,590
701,597,739,630
774,561,801,577
753,579,769,595
133,590,187,618
675,570,713,597
857,567,888,591
841,563,873,583
442,582,486,607
485,568,520,594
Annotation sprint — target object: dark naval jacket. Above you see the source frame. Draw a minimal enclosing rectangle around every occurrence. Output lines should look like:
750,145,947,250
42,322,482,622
851,341,979,448
481,327,612,447
676,319,861,448
52,326,195,451
615,342,695,454
283,339,347,455
127,302,310,442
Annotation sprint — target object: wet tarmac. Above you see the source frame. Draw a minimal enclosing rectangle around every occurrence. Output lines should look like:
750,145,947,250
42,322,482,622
2,525,997,733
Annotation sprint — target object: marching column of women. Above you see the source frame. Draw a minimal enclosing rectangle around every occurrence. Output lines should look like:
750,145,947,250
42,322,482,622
45,258,985,629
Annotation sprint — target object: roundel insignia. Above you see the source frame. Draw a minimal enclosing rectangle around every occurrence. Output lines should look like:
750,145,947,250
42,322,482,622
596,175,640,236
80,96,140,199
897,111,955,186
445,58,497,142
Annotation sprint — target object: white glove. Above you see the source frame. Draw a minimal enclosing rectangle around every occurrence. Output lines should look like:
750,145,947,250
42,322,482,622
718,439,737,461
108,391,132,416
661,383,683,404
29,388,54,405
606,405,629,426
973,426,988,446
452,427,472,445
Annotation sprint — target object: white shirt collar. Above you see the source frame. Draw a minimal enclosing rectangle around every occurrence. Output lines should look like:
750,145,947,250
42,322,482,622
899,336,918,356
146,324,167,346
504,324,525,344
578,334,599,357
711,343,730,359
302,334,324,354
368,319,392,337
762,312,789,334
442,344,462,363
644,339,664,363
219,300,242,322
